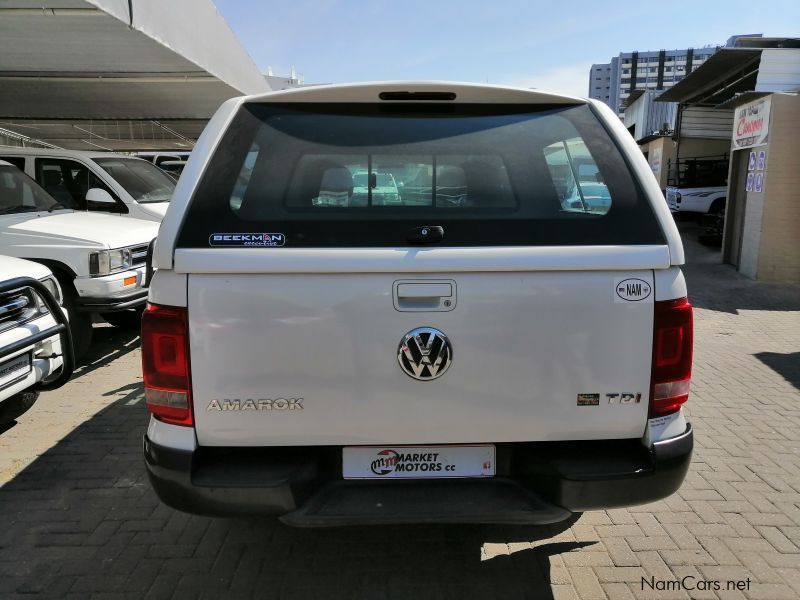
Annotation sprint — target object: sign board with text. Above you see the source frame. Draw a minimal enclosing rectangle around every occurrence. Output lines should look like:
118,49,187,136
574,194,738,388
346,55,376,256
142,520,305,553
733,96,771,149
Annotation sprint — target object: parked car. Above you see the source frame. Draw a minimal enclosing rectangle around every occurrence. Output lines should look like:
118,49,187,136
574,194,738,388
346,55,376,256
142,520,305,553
135,151,191,168
0,160,159,356
666,186,726,219
0,148,176,222
143,82,693,526
0,256,73,424
351,171,401,205
158,160,187,180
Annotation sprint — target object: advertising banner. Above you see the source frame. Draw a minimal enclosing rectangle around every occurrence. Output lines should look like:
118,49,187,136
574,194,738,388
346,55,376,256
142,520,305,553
733,96,771,149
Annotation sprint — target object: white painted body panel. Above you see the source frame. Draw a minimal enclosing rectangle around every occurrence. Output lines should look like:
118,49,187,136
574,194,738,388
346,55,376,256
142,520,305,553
0,210,158,280
189,268,655,446
173,245,670,275
147,416,197,451
147,270,187,307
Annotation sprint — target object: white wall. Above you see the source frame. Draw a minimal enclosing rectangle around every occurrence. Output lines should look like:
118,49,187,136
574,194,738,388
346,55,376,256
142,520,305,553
756,49,800,93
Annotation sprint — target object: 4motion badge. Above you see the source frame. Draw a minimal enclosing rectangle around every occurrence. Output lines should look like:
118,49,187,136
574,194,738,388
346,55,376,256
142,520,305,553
397,327,453,381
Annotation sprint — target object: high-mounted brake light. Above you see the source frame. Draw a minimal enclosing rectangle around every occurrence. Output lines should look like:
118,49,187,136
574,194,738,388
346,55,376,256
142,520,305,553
141,303,193,426
650,297,693,416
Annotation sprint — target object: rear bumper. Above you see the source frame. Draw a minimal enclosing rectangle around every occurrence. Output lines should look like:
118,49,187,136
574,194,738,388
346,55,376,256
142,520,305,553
144,424,692,525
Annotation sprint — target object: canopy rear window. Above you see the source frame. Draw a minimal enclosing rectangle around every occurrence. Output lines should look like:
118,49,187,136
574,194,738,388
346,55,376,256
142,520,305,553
177,103,664,247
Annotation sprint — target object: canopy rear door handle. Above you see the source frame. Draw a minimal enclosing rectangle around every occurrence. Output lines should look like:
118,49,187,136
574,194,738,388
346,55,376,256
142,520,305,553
393,280,456,312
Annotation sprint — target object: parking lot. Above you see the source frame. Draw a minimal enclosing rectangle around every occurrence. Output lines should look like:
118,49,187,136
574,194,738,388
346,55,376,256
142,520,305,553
1,222,798,600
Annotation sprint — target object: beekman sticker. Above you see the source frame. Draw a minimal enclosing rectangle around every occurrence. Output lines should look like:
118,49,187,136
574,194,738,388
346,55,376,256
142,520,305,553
209,233,285,247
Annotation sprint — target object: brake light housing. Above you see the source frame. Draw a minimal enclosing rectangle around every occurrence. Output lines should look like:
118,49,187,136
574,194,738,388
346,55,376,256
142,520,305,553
650,297,693,416
141,303,193,426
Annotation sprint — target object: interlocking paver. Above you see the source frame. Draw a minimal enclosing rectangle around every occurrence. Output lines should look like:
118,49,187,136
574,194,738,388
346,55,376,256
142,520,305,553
0,221,798,599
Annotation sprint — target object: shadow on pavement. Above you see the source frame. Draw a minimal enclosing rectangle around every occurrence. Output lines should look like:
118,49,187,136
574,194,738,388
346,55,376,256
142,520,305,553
755,352,800,392
0,395,590,599
72,323,140,380
679,222,800,314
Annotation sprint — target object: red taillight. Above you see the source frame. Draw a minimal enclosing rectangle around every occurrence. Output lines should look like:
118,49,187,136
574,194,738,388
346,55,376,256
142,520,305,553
141,303,193,426
650,297,693,416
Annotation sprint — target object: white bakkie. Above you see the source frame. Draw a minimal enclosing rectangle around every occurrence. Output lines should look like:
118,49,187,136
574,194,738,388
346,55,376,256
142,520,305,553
143,82,694,527
0,148,176,222
0,161,160,356
666,186,727,216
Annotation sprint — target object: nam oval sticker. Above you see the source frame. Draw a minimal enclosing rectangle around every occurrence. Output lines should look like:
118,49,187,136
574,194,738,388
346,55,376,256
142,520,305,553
615,278,652,302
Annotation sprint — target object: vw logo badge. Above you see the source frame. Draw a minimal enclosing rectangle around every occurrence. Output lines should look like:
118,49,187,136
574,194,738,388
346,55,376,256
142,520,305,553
397,327,453,381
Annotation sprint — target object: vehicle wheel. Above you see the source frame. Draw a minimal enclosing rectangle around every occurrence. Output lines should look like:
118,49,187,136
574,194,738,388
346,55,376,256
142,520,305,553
102,308,144,330
0,391,39,424
708,199,726,219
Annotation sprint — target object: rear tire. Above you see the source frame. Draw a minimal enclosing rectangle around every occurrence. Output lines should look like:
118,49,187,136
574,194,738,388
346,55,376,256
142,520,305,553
708,198,726,219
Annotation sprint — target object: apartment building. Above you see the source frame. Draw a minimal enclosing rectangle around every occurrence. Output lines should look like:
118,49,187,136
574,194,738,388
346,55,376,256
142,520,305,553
591,46,718,114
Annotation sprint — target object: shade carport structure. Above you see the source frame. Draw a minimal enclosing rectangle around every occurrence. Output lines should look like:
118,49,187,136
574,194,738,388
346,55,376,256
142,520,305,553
0,0,271,150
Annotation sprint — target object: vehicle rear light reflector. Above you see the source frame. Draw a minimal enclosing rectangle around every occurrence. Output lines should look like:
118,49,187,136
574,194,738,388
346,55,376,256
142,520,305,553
650,297,693,416
141,303,193,426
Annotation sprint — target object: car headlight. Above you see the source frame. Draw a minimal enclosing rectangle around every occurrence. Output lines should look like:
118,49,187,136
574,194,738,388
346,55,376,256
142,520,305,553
34,276,62,314
89,248,132,276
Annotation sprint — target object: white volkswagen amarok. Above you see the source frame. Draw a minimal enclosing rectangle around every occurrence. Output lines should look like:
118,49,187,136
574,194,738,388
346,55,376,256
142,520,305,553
143,83,694,526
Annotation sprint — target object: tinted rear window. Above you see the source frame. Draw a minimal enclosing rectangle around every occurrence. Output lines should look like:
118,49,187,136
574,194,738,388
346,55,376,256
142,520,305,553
177,103,664,247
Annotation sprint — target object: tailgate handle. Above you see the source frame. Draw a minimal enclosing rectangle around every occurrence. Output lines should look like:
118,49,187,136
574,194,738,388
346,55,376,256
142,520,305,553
393,280,456,312
397,283,452,298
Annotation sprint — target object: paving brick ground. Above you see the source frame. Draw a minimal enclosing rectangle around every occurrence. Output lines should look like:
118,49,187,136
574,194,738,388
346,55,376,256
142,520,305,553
1,222,798,599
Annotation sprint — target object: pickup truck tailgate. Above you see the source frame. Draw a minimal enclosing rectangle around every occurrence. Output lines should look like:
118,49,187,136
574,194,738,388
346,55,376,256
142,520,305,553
188,265,655,446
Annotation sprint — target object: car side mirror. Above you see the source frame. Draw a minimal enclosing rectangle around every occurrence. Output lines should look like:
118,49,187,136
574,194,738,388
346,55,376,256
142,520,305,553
86,188,118,211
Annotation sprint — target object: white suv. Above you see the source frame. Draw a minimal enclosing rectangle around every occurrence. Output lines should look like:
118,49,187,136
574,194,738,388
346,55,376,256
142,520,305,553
0,149,176,222
0,161,159,356
0,256,73,423
143,82,693,526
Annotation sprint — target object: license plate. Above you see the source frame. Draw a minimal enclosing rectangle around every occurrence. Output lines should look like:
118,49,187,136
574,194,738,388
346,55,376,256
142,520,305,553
0,353,31,388
343,445,495,480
